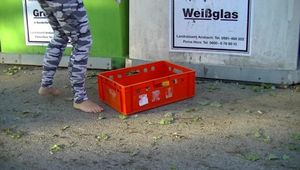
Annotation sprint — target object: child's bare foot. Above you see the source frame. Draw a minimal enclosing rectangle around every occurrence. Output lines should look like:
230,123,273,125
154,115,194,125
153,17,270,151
73,100,104,113
38,87,61,96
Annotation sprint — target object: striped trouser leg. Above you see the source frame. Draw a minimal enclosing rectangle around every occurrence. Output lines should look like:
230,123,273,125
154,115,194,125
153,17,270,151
38,0,92,103
38,0,69,88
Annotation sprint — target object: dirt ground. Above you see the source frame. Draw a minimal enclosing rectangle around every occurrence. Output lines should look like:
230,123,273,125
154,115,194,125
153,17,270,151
0,64,299,170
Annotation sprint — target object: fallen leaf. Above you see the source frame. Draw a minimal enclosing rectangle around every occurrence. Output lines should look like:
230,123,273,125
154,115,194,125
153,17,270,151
172,132,186,139
278,84,289,89
4,66,21,76
53,134,59,138
50,144,64,154
69,141,76,147
146,121,154,125
257,110,265,115
2,128,24,139
32,112,41,118
288,145,299,151
291,133,300,141
208,85,219,92
96,133,110,141
295,86,300,92
210,101,222,108
129,150,140,157
152,135,162,146
254,130,262,138
252,86,263,93
192,116,203,122
261,83,273,89
282,154,290,160
269,92,277,97
170,164,177,170
267,154,279,160
20,111,30,118
164,112,174,117
97,116,106,120
64,97,73,101
198,100,210,106
20,111,41,118
263,136,272,144
61,125,70,131
159,118,174,125
119,114,128,120
245,110,253,113
252,129,272,143
87,72,98,79
244,153,260,161
240,85,246,89
185,108,197,112
153,135,162,141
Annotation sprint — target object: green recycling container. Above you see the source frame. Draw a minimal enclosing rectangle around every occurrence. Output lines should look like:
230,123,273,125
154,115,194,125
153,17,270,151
0,0,129,68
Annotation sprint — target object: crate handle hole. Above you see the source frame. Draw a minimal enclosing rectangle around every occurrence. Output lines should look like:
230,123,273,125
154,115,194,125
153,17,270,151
173,79,178,84
151,66,155,71
173,68,183,74
117,74,122,78
126,70,140,76
144,68,148,73
109,75,114,80
136,89,141,94
154,80,170,88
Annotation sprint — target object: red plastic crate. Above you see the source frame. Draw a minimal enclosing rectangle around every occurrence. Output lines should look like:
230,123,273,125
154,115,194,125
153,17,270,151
97,61,195,115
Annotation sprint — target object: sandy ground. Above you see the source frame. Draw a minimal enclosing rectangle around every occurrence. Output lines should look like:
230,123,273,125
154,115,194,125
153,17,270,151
0,64,299,170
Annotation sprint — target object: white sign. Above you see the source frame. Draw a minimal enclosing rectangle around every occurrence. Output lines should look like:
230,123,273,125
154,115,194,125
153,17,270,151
23,0,54,46
170,0,251,54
